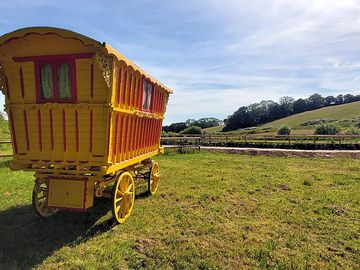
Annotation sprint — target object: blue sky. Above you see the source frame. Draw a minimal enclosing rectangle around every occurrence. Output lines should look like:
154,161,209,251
1,0,360,124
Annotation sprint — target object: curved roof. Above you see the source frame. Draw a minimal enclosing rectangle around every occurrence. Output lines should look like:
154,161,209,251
0,26,172,93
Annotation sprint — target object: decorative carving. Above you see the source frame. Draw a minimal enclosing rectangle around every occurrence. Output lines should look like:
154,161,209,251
0,63,5,95
96,53,113,88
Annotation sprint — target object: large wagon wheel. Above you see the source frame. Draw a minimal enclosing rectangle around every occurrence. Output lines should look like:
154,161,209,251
112,172,135,224
148,161,160,195
32,181,58,218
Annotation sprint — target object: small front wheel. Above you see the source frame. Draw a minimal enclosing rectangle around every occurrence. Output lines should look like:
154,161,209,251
112,172,135,224
148,161,160,195
32,181,58,218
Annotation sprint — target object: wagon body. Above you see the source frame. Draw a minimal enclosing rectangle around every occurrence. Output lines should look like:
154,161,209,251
0,27,171,222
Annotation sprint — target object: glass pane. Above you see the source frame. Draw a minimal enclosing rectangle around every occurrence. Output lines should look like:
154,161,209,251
57,64,71,99
40,64,54,99
142,80,148,110
147,83,153,110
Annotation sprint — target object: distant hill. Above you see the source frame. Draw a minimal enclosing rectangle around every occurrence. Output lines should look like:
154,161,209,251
262,101,360,128
256,101,360,134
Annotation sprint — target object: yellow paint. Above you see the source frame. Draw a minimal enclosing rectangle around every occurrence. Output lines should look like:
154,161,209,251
0,27,171,217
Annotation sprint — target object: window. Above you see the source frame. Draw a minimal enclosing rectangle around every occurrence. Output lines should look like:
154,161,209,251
36,60,76,103
142,79,153,111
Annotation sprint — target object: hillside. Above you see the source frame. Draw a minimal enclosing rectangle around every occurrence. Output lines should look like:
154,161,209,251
261,101,360,133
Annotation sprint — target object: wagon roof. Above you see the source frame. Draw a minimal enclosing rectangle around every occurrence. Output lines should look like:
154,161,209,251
0,26,173,94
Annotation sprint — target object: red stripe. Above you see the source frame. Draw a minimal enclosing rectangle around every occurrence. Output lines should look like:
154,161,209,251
50,109,54,150
160,93,164,112
130,75,135,108
38,109,42,151
23,110,29,151
13,53,94,62
5,76,10,99
75,110,79,152
89,110,93,153
119,115,125,161
122,70,127,106
124,116,130,159
139,77,144,110
106,112,112,157
9,109,17,154
90,64,94,98
136,117,142,154
62,110,66,151
113,113,119,161
117,114,123,162
19,68,24,98
116,67,122,105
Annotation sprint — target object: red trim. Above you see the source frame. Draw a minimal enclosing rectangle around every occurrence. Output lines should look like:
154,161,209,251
19,68,24,98
75,110,79,152
113,113,119,161
1,31,96,49
106,112,112,157
62,110,67,151
23,110,29,151
122,70,128,106
5,76,10,99
129,116,134,158
9,109,18,154
38,109,42,151
89,110,93,153
90,63,94,99
137,78,142,110
116,67,122,106
50,109,54,150
116,115,125,161
130,74,136,107
13,53,94,62
124,115,130,160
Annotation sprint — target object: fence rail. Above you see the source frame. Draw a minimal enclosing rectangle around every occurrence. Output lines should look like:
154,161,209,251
161,134,360,150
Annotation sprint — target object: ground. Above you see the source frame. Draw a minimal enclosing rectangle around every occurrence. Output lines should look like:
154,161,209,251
0,151,359,269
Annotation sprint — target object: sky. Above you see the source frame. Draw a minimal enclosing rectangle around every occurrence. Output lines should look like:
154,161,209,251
1,0,360,125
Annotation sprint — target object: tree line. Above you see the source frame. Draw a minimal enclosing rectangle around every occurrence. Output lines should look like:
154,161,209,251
223,93,360,132
163,117,222,133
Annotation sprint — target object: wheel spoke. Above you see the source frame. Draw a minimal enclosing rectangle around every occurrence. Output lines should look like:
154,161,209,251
125,183,133,194
115,196,123,203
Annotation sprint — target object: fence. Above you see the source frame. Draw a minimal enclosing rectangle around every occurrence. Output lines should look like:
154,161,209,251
161,134,360,150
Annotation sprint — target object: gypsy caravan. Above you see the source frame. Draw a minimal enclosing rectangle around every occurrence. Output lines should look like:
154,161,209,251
0,27,172,223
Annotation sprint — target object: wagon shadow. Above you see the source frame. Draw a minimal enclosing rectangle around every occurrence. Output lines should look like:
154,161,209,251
0,198,115,270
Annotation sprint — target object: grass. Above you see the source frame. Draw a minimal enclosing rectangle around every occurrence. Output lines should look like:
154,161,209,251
262,101,360,132
203,125,225,134
0,151,359,269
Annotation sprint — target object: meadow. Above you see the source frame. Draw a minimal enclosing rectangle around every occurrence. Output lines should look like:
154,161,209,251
0,151,359,269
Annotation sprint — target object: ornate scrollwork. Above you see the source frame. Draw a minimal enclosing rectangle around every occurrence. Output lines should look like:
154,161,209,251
96,53,113,88
0,63,5,95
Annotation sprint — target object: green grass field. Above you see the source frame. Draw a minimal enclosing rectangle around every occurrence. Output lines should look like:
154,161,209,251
0,151,359,269
262,101,360,132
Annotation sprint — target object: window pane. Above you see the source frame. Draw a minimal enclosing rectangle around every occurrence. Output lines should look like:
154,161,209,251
57,64,71,99
147,83,153,110
142,80,148,110
40,64,54,99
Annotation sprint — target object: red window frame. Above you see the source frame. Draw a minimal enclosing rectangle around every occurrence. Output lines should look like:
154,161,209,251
13,53,94,103
142,78,153,112
34,59,77,103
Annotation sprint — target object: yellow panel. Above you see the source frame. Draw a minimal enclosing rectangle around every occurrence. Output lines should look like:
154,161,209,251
47,179,94,209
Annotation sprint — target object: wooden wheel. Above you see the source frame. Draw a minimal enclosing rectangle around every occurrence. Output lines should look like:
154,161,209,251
148,161,160,195
32,181,58,218
112,172,135,224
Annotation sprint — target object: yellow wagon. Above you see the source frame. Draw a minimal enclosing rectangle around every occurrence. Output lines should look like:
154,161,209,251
0,27,172,223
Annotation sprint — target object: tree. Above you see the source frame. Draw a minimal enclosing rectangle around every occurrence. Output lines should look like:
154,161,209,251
343,94,355,103
308,93,324,109
279,96,294,116
293,98,308,114
277,125,291,135
180,126,202,134
324,95,336,106
335,94,344,105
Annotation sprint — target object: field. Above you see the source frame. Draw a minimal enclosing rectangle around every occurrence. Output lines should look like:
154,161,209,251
0,151,359,269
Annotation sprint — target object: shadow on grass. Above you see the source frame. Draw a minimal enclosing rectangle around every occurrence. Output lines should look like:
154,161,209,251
0,198,114,269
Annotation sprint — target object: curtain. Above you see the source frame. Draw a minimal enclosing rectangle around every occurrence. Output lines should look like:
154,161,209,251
147,83,153,110
40,64,53,99
57,64,71,99
142,80,148,110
